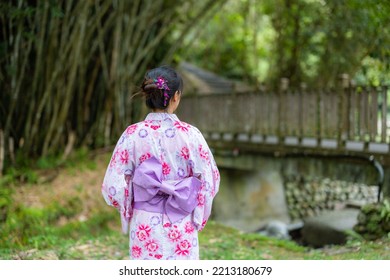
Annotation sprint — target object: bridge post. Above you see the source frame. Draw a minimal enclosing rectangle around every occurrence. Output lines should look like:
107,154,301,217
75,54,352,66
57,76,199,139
337,73,350,149
279,78,289,145
299,82,306,145
381,85,388,143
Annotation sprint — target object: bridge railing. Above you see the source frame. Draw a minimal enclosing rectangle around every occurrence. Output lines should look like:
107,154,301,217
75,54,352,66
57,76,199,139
178,80,390,155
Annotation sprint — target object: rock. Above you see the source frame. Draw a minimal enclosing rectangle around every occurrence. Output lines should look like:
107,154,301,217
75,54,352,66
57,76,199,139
258,220,291,240
13,249,59,260
38,250,59,260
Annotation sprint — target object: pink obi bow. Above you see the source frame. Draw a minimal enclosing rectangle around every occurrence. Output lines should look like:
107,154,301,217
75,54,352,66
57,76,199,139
132,156,201,223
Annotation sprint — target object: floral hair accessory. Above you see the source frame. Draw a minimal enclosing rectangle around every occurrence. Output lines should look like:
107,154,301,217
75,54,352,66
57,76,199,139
154,76,170,106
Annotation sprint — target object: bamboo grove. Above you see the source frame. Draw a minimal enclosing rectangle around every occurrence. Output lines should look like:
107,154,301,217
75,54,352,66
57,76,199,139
0,0,223,174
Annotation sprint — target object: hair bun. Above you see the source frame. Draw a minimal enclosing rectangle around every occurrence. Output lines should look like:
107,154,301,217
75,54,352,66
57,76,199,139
141,66,183,110
144,84,158,91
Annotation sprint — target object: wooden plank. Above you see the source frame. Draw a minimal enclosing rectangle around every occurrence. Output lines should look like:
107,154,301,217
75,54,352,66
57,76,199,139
269,92,278,135
344,86,350,140
349,86,357,140
220,94,231,132
356,88,362,140
298,89,304,140
260,92,266,134
310,90,317,137
315,89,321,139
302,91,309,136
345,85,352,140
382,86,388,142
326,90,338,138
277,90,284,137
287,90,299,136
302,90,318,138
319,89,325,139
255,92,264,134
370,87,378,141
256,93,266,135
360,87,369,140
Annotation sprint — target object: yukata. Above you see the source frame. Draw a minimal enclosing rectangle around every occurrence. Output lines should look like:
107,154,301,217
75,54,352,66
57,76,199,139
101,113,220,260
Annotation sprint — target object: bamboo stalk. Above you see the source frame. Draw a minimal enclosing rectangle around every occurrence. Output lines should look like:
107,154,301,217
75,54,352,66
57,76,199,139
0,129,4,175
45,1,88,155
8,137,14,164
24,0,50,152
3,0,214,166
62,131,76,161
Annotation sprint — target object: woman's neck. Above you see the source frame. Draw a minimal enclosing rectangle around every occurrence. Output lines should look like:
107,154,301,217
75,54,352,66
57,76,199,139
153,108,173,114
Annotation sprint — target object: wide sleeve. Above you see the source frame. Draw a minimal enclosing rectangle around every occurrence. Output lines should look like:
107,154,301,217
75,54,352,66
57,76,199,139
101,130,135,234
191,130,220,231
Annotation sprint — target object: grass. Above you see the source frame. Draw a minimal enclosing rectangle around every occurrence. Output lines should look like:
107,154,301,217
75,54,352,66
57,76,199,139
199,221,390,260
2,220,389,260
1,150,389,260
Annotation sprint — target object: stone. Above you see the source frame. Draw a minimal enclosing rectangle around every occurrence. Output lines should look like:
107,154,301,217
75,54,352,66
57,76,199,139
258,220,291,240
213,166,290,232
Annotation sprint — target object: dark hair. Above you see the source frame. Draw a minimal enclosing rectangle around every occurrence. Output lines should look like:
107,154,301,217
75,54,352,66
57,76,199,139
141,66,183,110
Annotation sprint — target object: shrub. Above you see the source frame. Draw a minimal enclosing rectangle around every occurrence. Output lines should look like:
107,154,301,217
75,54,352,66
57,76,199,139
353,199,390,240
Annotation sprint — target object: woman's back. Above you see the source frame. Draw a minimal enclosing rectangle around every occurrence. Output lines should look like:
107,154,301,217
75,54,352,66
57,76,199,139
101,66,220,260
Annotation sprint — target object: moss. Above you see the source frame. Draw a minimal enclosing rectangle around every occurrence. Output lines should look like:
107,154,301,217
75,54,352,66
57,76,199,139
354,199,390,240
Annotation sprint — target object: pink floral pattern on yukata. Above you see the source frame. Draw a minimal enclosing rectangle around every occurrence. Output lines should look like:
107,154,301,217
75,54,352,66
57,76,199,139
101,113,220,260
129,210,199,259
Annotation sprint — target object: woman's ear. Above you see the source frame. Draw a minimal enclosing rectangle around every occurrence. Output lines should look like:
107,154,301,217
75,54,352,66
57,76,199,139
173,91,181,102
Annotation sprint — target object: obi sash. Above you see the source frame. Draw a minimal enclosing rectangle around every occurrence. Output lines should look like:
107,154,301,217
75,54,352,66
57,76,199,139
132,156,201,223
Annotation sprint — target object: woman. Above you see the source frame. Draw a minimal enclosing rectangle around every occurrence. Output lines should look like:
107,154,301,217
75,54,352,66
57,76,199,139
101,65,220,260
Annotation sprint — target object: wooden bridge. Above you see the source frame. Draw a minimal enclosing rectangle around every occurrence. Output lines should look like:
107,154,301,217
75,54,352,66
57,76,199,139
177,65,390,241
177,64,389,242
178,75,390,167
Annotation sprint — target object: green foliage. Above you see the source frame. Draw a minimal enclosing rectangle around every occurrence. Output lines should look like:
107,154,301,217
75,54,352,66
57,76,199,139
0,181,13,224
181,0,273,82
36,156,61,170
1,167,38,185
0,0,224,172
0,199,115,251
180,0,390,88
380,199,390,221
353,198,390,240
0,147,97,193
64,147,97,171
